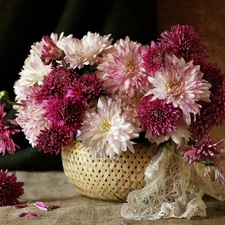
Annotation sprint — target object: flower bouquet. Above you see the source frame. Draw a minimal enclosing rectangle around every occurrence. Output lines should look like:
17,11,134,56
1,24,225,220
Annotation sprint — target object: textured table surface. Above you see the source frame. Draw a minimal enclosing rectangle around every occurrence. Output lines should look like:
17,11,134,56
1,171,225,225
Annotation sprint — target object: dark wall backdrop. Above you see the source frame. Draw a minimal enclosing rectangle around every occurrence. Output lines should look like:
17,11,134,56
0,0,157,170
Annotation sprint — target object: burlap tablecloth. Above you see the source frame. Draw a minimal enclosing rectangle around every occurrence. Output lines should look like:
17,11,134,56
1,171,225,225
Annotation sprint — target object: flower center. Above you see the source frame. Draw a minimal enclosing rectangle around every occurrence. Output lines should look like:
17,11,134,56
102,119,111,131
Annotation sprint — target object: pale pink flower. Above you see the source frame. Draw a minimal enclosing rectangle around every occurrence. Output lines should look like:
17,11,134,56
16,101,48,147
79,96,141,159
17,54,52,88
96,36,149,98
146,54,211,125
64,32,113,69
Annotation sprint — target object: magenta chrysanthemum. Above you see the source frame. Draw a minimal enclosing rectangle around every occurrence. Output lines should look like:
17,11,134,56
0,104,20,155
181,135,224,164
43,96,86,134
138,97,180,137
66,74,103,108
35,66,78,103
159,24,208,64
141,41,164,75
0,170,24,206
36,126,72,154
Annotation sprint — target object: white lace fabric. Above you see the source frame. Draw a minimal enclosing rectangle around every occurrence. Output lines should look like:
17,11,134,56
121,144,225,220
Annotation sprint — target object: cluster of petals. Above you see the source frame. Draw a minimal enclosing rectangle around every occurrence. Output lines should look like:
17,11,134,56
0,170,24,206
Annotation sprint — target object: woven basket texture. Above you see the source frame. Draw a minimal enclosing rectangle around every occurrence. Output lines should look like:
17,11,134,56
62,140,158,202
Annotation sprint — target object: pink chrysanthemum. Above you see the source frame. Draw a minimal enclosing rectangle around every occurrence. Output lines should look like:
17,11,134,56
0,170,24,206
15,100,48,147
41,35,65,64
66,74,103,108
96,36,149,98
35,66,78,103
147,54,211,125
0,104,20,155
181,135,224,164
43,96,86,134
36,125,72,154
159,24,208,64
141,41,164,75
138,96,190,145
79,96,141,159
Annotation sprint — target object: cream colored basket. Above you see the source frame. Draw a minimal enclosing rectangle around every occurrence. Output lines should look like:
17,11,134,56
61,140,158,202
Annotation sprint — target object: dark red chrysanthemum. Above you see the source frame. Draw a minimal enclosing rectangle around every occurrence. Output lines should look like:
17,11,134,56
141,41,164,75
36,126,72,154
191,83,225,140
200,62,225,95
0,170,24,206
35,66,79,103
159,24,208,64
137,96,180,137
66,74,103,108
43,95,86,134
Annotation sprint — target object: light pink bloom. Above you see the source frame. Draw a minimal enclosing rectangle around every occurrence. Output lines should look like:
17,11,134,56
146,54,211,125
79,96,141,159
96,36,149,98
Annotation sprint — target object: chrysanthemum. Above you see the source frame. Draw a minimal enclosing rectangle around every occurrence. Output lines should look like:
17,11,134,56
181,135,224,164
34,66,78,103
36,125,72,154
141,41,164,75
138,96,190,145
191,84,225,140
0,104,20,155
0,170,24,206
66,74,103,108
79,96,141,159
64,32,113,69
15,101,48,147
96,36,149,98
41,35,65,64
17,53,52,88
43,95,86,135
159,24,208,64
200,62,225,95
147,54,211,125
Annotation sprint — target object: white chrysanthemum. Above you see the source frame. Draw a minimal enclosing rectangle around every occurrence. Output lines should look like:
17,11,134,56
17,54,52,88
79,96,141,159
147,54,211,125
64,32,113,69
16,101,48,147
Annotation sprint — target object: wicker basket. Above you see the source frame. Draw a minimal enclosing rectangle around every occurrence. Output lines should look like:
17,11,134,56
61,140,158,202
